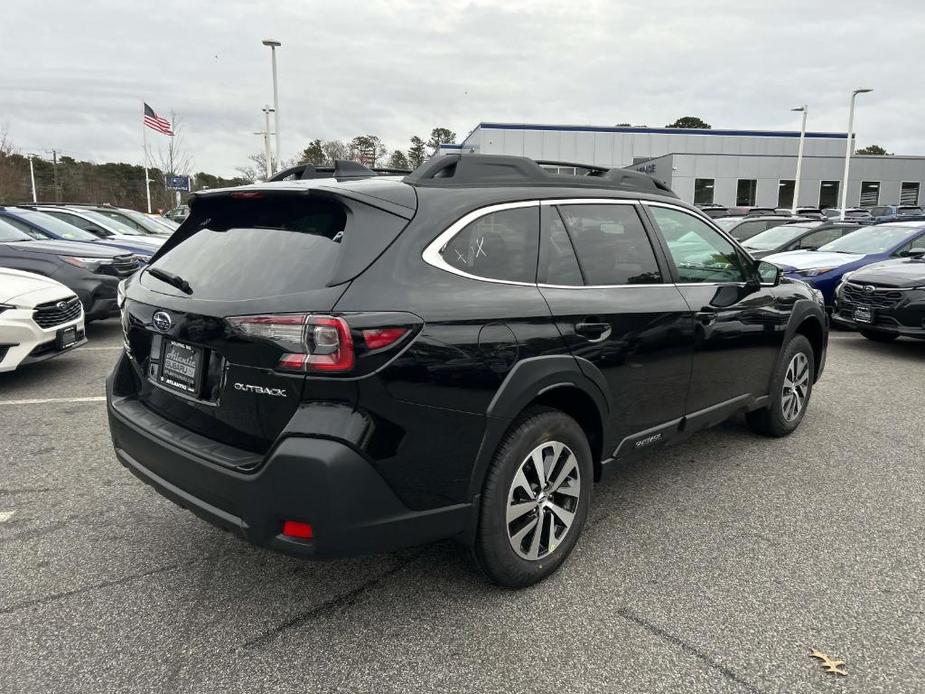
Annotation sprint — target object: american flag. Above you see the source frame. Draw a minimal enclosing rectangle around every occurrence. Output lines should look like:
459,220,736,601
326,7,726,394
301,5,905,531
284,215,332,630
143,103,174,136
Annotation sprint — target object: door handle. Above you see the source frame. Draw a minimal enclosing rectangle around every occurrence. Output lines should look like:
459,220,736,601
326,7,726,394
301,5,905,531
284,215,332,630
575,322,612,343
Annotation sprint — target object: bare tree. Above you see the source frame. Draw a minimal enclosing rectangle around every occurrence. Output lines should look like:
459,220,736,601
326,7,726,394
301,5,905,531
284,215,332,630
321,140,350,163
148,112,194,208
0,125,29,202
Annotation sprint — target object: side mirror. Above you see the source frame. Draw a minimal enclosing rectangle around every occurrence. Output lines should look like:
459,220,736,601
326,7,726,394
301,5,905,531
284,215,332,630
756,260,782,286
902,248,925,258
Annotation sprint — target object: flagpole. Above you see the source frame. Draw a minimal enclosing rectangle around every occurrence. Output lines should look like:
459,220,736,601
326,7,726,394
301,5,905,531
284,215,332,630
143,103,152,213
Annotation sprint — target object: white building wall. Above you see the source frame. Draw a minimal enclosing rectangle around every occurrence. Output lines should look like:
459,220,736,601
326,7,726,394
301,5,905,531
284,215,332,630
461,123,848,166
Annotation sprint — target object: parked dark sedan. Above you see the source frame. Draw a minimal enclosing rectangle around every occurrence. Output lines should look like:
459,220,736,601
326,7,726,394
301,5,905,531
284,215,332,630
742,222,863,259
0,218,141,321
833,256,925,341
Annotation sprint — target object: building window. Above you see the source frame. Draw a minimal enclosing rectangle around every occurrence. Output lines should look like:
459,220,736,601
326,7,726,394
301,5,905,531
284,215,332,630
736,179,757,206
819,180,840,209
693,179,715,205
859,181,880,207
778,180,795,209
901,182,921,206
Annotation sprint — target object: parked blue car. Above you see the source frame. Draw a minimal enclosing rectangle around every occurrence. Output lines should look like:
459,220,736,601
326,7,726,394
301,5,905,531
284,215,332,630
764,221,925,304
0,207,155,261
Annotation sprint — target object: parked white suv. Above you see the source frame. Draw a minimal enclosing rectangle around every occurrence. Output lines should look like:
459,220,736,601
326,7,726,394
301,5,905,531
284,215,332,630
0,268,86,373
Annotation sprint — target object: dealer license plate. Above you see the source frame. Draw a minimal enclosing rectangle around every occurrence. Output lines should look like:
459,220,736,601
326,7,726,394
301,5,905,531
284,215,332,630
158,339,203,395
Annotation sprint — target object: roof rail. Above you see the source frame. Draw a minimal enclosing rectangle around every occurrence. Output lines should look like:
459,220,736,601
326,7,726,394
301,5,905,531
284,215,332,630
268,160,385,182
403,154,676,197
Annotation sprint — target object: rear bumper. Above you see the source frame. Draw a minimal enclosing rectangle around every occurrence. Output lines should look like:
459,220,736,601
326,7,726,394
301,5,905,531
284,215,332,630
106,378,471,558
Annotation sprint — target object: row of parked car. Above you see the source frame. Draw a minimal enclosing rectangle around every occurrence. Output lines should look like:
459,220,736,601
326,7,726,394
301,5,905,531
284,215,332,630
698,203,925,224
706,210,925,342
0,204,177,373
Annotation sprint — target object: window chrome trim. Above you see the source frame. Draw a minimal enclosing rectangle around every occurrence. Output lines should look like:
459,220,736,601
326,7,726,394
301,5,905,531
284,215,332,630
539,198,638,207
421,200,541,287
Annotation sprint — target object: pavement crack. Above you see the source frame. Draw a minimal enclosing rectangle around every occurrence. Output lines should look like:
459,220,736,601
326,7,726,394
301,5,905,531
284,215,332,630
0,563,180,616
0,486,61,498
0,520,70,544
241,553,423,651
617,607,765,694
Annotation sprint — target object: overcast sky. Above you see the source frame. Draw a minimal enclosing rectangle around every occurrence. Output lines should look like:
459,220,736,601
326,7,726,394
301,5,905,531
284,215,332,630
2,0,922,176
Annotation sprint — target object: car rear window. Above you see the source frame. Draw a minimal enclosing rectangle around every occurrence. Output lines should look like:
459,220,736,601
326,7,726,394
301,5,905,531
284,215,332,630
142,194,405,299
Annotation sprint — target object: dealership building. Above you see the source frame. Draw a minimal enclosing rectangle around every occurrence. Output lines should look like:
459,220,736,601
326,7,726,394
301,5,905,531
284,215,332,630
444,122,924,209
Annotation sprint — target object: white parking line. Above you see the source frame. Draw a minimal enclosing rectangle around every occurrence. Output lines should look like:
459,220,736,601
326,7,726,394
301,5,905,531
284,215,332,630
0,511,15,523
0,396,106,406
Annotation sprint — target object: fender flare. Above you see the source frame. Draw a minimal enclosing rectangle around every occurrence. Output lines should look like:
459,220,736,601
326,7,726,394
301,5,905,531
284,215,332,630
779,298,827,380
464,355,611,511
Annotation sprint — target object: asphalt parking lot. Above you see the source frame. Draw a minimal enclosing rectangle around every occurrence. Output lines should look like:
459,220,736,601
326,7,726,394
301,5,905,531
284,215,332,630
0,320,922,694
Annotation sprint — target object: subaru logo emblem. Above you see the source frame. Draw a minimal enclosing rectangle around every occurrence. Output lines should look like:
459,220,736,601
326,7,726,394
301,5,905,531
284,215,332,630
152,311,172,332
56,301,67,310
863,285,875,295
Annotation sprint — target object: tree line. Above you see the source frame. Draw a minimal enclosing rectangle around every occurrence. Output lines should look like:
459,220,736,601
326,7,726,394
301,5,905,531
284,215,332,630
0,124,458,210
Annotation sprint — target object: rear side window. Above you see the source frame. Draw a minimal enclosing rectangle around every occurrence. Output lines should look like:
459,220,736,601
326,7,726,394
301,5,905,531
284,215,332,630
441,206,539,283
144,195,405,299
557,204,661,285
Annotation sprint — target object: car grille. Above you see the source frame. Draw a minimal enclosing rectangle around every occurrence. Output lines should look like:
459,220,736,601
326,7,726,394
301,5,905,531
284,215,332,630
841,282,904,309
33,296,82,328
110,254,141,275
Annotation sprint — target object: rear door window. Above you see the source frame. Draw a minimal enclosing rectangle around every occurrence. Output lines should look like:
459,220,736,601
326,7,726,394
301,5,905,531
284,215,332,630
556,204,661,285
441,206,539,283
539,206,582,286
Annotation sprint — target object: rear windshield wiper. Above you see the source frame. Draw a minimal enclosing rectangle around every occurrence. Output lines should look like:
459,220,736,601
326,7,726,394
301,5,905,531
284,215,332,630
147,267,193,295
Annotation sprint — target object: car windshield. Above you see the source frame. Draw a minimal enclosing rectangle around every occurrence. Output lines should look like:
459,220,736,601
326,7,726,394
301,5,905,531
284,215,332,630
714,218,742,230
818,224,923,254
79,209,143,235
742,224,817,250
11,209,99,241
898,207,923,215
0,218,33,242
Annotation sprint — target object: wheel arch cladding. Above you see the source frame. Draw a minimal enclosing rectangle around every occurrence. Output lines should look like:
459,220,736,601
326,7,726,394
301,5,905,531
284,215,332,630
468,356,610,500
794,315,824,381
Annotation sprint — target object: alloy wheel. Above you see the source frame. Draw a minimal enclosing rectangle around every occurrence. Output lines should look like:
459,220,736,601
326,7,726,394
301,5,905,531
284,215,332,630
506,441,581,561
781,352,809,422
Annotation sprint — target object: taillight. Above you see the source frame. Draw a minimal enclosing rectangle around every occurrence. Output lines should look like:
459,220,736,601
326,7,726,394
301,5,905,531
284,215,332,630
227,314,355,373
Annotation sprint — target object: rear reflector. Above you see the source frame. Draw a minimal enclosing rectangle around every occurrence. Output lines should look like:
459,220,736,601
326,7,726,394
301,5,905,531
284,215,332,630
362,327,408,351
282,520,314,540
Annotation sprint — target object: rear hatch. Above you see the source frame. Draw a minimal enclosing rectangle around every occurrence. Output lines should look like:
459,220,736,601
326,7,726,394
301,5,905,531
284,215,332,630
121,188,414,454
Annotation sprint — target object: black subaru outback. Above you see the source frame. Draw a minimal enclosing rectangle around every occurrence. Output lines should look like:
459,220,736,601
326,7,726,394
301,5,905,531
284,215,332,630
107,155,827,587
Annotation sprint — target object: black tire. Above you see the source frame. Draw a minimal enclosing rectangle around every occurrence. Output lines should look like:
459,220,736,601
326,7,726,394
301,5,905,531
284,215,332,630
474,408,593,588
860,330,899,343
746,335,814,438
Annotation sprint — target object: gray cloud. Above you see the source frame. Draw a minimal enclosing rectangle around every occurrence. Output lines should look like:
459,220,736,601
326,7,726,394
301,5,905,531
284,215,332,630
1,0,922,176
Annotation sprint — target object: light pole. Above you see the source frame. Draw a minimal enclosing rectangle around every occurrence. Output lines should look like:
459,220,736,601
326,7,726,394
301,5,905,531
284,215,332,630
262,39,281,175
28,154,37,202
839,88,873,220
791,105,807,214
256,105,276,181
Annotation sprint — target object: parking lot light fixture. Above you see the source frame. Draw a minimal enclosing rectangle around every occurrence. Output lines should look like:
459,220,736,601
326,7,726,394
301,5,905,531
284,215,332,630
840,89,873,220
791,106,808,214
261,39,282,175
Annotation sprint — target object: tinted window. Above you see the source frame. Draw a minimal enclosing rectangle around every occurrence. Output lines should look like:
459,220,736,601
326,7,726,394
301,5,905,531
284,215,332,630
729,220,769,241
441,206,539,283
736,179,757,206
557,204,661,285
797,227,843,249
649,206,747,284
539,207,582,286
694,178,714,205
143,196,389,299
